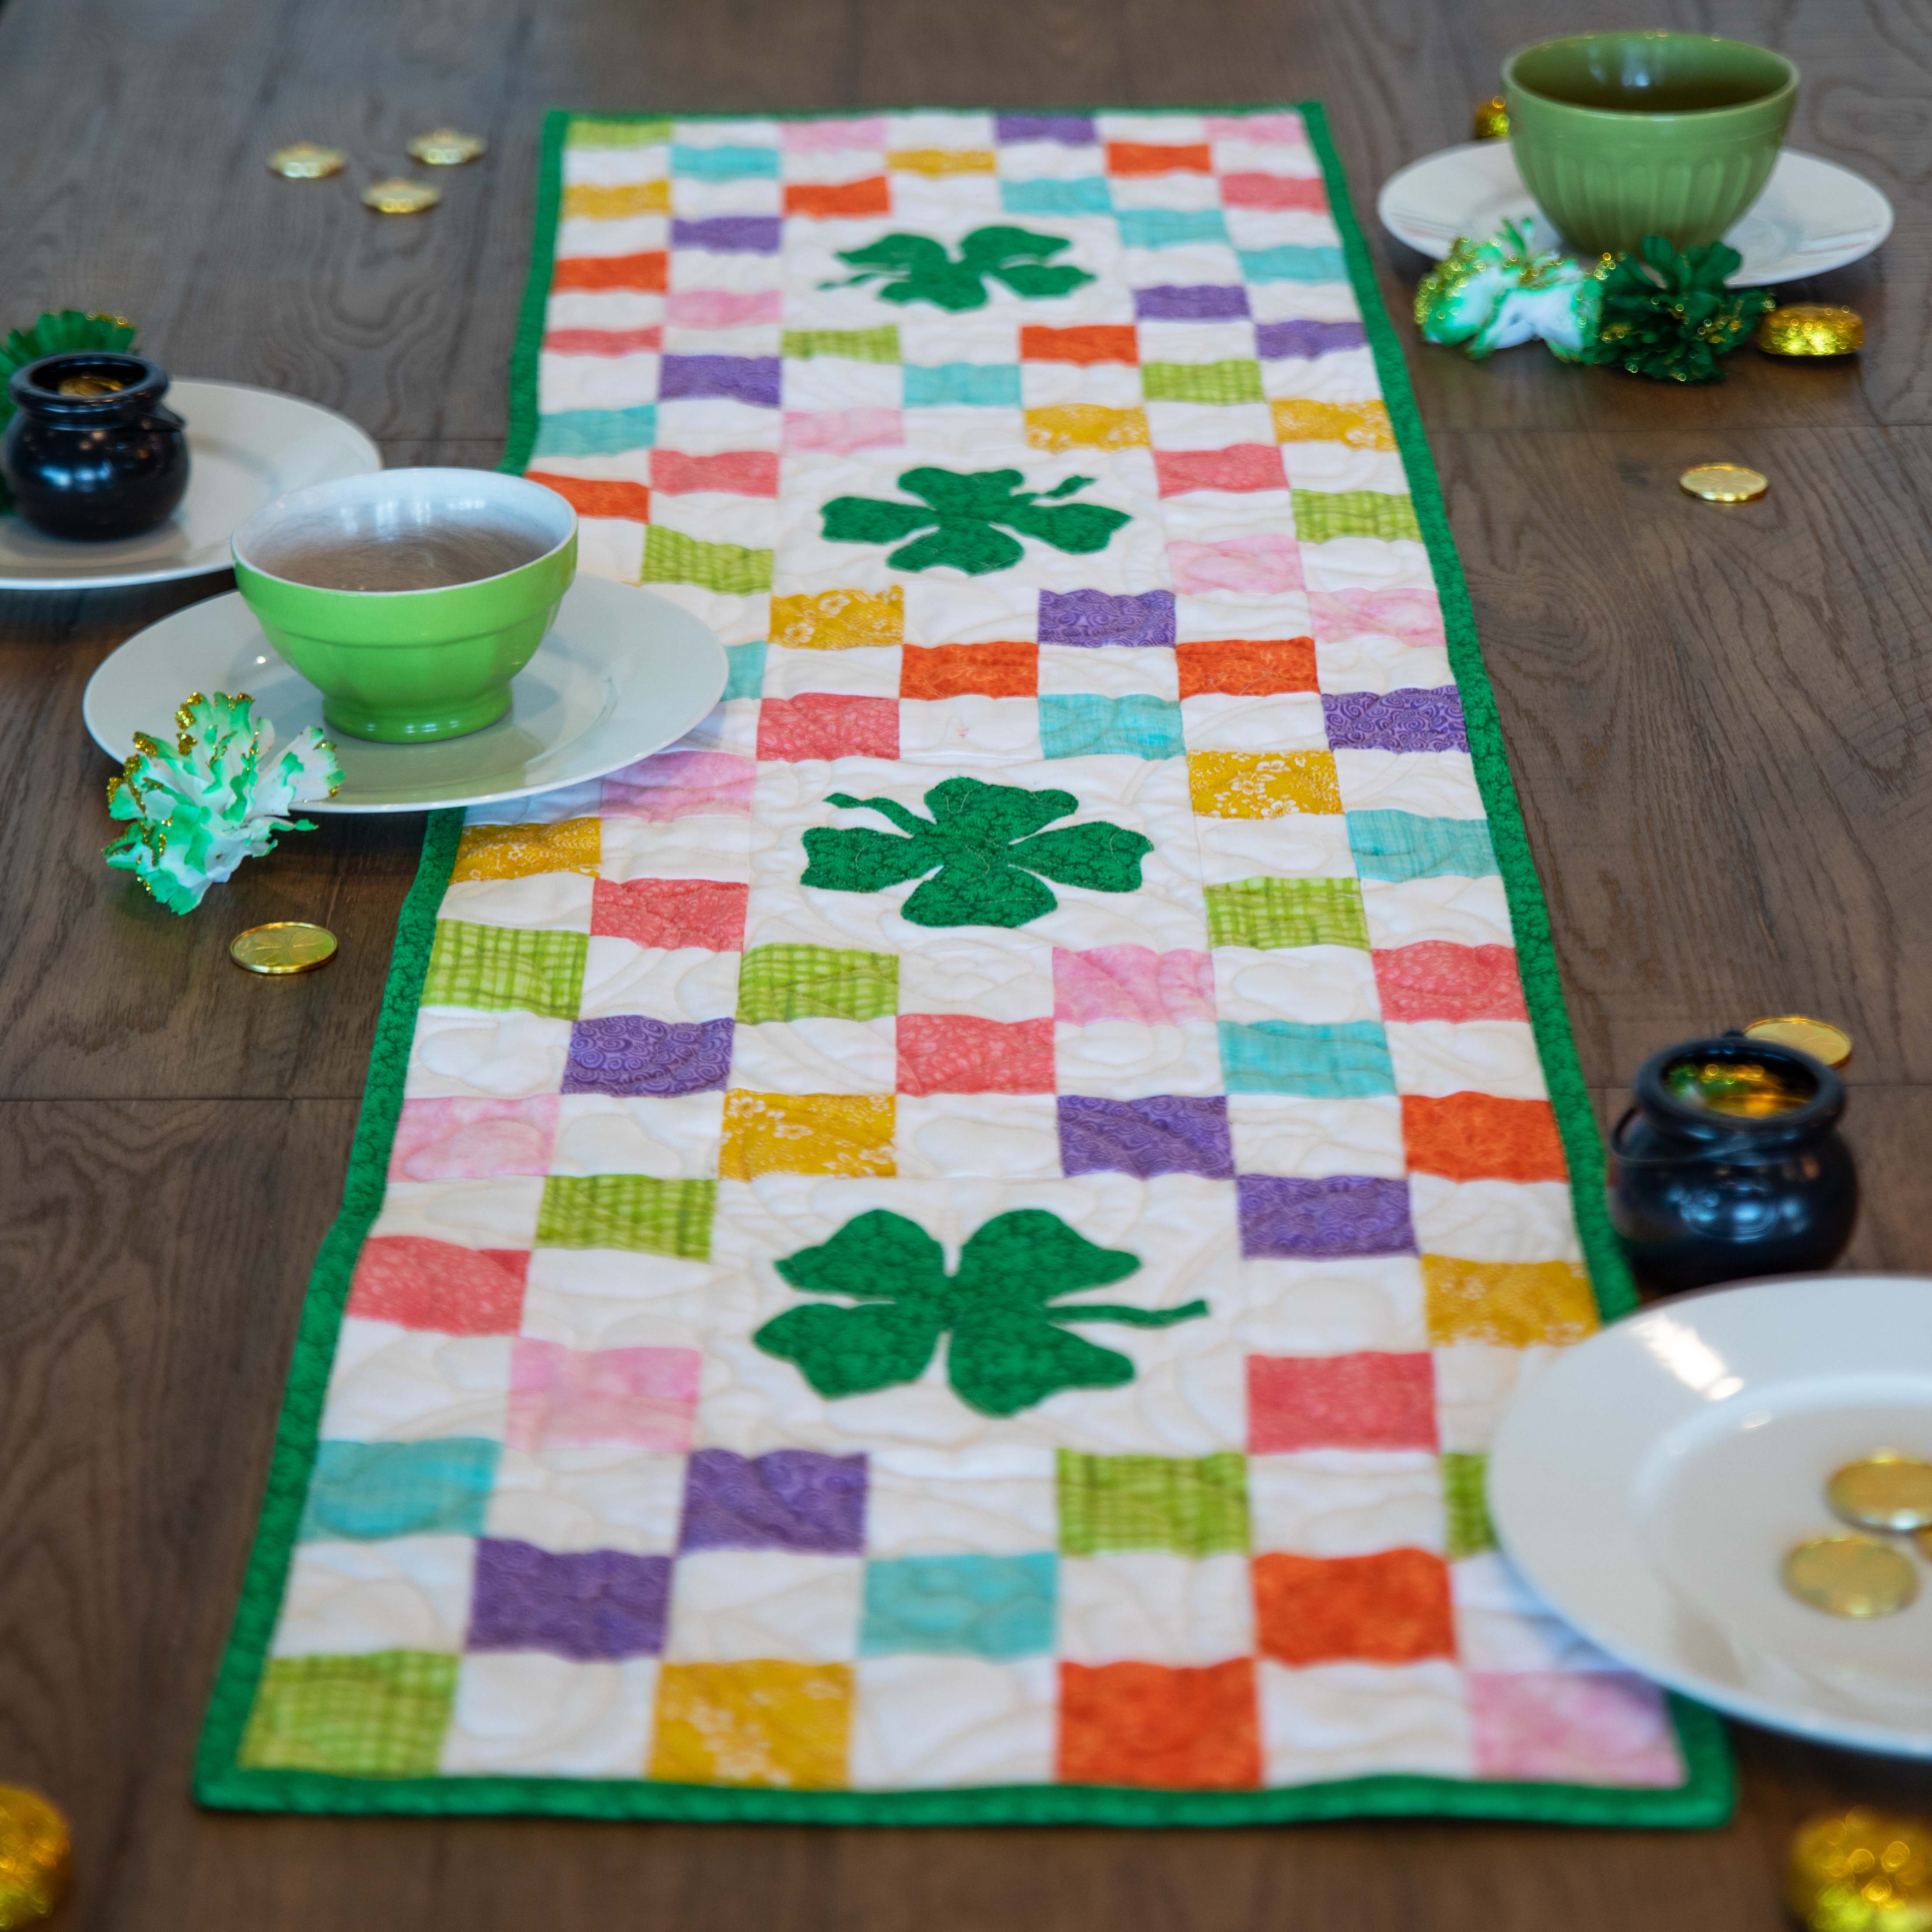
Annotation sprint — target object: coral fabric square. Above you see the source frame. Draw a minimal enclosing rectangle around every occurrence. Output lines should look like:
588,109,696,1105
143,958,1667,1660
1020,324,1139,366
1175,638,1316,698
897,1014,1056,1094
679,1447,868,1554
1221,172,1329,211
388,1097,558,1181
1372,943,1528,1023
526,473,650,522
785,176,891,218
1253,1549,1456,1666
562,1014,734,1097
1153,445,1287,497
346,1236,531,1335
1106,141,1213,175
1053,945,1215,1024
1467,1671,1684,1785
757,694,901,762
650,1660,853,1787
1247,1350,1438,1453
1058,1660,1260,1787
1058,1094,1233,1179
590,876,748,952
1401,1094,1568,1183
901,641,1037,699
543,323,662,356
506,1339,701,1452
651,450,780,497
602,748,754,820
467,1540,672,1661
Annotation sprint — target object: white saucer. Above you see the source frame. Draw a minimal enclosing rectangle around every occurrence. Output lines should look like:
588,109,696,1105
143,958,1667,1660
83,576,729,814
1491,1276,1932,1758
1378,142,1893,284
0,380,380,590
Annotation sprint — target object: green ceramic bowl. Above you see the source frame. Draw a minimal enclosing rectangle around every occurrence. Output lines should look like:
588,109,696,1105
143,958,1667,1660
1503,32,1797,258
232,468,578,743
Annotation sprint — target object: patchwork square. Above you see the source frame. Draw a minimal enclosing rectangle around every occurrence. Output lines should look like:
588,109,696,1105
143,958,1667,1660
861,1554,1057,1659
590,877,748,951
758,694,901,762
1219,1020,1394,1097
897,1014,1055,1093
239,1652,458,1776
1053,946,1214,1024
738,945,899,1023
1422,1256,1596,1347
1038,693,1185,760
422,922,588,1020
1324,688,1467,754
346,1238,531,1335
770,588,904,650
563,1016,735,1096
680,1448,868,1554
649,1661,853,1786
452,817,602,882
1057,1094,1233,1179
1175,638,1316,697
1058,1659,1259,1788
1253,1550,1456,1666
1205,877,1367,950
1236,1173,1416,1257
1401,1094,1568,1183
1442,1452,1496,1560
719,1090,895,1177
300,1439,502,1543
467,1541,672,1660
535,1174,718,1258
1247,1352,1437,1453
506,1340,701,1451
901,641,1037,698
1039,589,1175,648
1058,1451,1249,1557
1373,943,1526,1023
1188,751,1339,818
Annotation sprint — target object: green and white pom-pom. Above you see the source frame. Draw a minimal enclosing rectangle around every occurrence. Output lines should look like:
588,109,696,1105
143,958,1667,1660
104,691,340,914
1415,217,1602,361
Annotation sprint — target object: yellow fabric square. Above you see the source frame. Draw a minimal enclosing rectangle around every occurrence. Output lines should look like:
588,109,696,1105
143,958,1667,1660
1024,406,1150,453
1422,1256,1599,1347
769,587,905,651
451,816,602,881
562,180,671,219
886,148,996,175
1271,398,1396,451
720,1092,896,1178
1187,751,1341,819
650,1661,853,1787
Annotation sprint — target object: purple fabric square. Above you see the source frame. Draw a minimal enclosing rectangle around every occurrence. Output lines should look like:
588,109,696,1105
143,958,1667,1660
562,1015,733,1097
467,1540,670,1660
671,215,782,254
1134,284,1250,322
995,114,1097,146
1058,1094,1233,1179
1038,588,1176,648
1257,318,1367,360
1237,1174,1417,1258
679,1447,867,1554
659,355,782,408
1322,686,1468,753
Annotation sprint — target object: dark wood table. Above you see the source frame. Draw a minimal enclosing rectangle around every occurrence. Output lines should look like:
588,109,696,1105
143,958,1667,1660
4,0,1931,1923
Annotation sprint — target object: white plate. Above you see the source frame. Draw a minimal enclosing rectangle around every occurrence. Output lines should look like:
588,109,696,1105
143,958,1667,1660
1491,1276,1932,1757
1378,142,1893,285
0,380,380,590
82,576,729,813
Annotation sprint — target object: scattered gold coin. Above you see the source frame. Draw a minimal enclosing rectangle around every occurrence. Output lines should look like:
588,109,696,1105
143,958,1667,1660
362,177,442,215
408,127,487,166
267,142,346,180
1745,1014,1853,1067
1787,1808,1932,1932
1783,1534,1918,1618
1680,462,1769,503
1471,95,1509,140
1759,303,1865,358
1830,1454,1932,1533
1663,1055,1811,1117
230,922,338,976
0,1786,71,1931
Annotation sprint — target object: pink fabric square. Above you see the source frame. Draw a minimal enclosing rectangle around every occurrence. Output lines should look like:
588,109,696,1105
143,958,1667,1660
601,748,753,820
1170,534,1302,596
758,693,899,762
1248,1351,1438,1452
651,450,780,496
388,1097,558,1181
896,1014,1057,1094
1306,588,1445,646
666,288,783,329
1206,113,1306,144
1153,445,1286,497
1053,946,1215,1025
782,116,886,151
784,407,905,454
1220,173,1328,212
1468,1672,1685,1786
506,1340,702,1451
1372,943,1528,1023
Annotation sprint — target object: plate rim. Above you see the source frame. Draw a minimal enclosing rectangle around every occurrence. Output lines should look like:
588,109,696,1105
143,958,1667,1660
81,574,730,814
0,378,382,593
1490,1271,1932,1757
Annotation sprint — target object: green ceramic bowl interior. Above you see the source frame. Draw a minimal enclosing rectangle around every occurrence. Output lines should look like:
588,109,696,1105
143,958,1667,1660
232,468,578,744
1503,32,1797,257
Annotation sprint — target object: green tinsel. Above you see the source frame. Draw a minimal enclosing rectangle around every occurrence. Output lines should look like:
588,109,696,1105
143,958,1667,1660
0,308,138,511
1583,237,1773,384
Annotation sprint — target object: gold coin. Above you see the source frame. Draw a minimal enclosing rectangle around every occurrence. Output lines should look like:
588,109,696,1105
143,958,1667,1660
1783,1534,1918,1618
267,141,346,180
1830,1454,1932,1533
407,127,487,166
55,373,127,397
1787,1809,1932,1932
1745,1014,1853,1068
1680,462,1769,504
1663,1055,1811,1118
361,177,442,215
1471,95,1509,141
1758,302,1865,358
229,922,338,976
0,1786,71,1931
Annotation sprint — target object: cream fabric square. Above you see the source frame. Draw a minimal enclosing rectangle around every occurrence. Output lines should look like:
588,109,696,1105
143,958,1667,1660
851,1656,1056,1788
517,1248,724,1353
1058,1553,1254,1666
1258,1659,1474,1783
443,1655,659,1777
893,1095,1065,1180
317,1322,512,1443
1228,1256,1428,1354
371,1177,546,1251
1214,945,1382,1028
550,1091,728,1179
1248,1451,1445,1557
1226,1094,1408,1179
1054,1018,1223,1098
865,1446,1058,1556
1432,1342,1561,1455
1408,1176,1583,1265
1361,876,1516,951
728,1016,897,1094
896,933,1055,1019
273,1536,476,1658
1452,1553,1623,1672
484,1446,688,1555
441,874,597,933
406,1012,573,1100
663,1551,864,1662
579,940,741,1023
1385,1020,1547,1101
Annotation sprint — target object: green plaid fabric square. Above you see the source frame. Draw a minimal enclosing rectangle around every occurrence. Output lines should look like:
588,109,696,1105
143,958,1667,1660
1204,877,1369,950
420,921,586,1020
568,115,669,146
536,1174,718,1259
1141,359,1265,406
642,525,773,594
1442,1452,1496,1560
1293,490,1422,544
1057,1450,1250,1557
736,944,899,1025
782,326,901,363
239,1651,458,1776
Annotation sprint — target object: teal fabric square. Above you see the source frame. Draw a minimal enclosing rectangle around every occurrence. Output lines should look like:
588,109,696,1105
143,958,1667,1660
1238,244,1347,284
725,642,767,700
670,143,779,180
1039,693,1185,760
860,1554,1057,1660
1218,1020,1395,1097
298,1439,501,1542
1117,208,1229,250
1002,176,1112,216
531,405,657,458
904,363,1023,409
1346,809,1499,882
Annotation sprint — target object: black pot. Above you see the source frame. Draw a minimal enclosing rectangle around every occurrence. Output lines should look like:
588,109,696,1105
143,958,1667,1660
1607,1034,1857,1295
2,352,190,540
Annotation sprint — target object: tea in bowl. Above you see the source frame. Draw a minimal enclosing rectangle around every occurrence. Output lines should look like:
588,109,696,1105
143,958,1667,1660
232,468,577,742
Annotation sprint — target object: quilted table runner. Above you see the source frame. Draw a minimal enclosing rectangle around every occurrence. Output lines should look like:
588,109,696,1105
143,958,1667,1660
197,104,1729,1824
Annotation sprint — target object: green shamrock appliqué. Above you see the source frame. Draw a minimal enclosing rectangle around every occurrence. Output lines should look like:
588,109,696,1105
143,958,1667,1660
821,467,1129,576
827,226,1095,311
801,776,1153,928
756,1208,1209,1418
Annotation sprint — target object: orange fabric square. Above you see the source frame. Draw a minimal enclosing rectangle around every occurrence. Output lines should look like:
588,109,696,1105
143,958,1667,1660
346,1236,530,1335
896,1015,1056,1094
1106,141,1212,176
1401,1094,1568,1183
785,177,891,219
1153,444,1286,497
1020,324,1140,366
1175,638,1316,697
551,250,668,292
527,473,650,521
1058,1660,1260,1788
756,694,900,762
900,641,1037,699
1254,1549,1456,1667
590,877,747,952
1371,942,1528,1023
651,451,780,497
